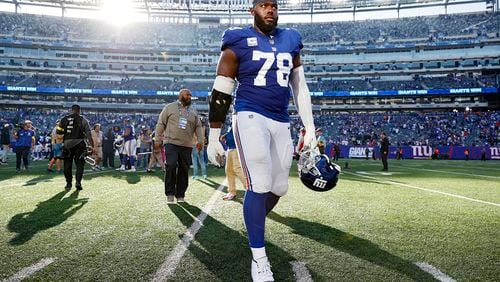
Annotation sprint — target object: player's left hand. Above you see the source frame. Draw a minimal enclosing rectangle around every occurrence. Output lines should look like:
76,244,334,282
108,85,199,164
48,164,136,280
302,127,317,151
207,128,225,167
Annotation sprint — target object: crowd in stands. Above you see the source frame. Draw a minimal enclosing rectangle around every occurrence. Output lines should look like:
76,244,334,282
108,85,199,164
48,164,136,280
0,12,198,47
2,108,498,151
0,11,498,93
289,13,499,44
288,110,499,148
0,11,498,47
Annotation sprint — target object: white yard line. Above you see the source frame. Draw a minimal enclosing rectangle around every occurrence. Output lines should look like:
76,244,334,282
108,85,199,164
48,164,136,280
4,257,57,282
344,171,500,207
152,180,226,282
415,262,456,282
290,261,313,282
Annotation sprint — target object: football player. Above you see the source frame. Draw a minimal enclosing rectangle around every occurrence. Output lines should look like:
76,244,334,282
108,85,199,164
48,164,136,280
117,119,137,172
206,0,316,280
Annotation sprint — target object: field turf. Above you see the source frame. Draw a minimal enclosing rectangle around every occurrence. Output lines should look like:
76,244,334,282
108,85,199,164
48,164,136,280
0,157,498,281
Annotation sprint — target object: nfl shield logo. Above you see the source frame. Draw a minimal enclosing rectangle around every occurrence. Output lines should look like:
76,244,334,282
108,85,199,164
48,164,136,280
247,37,258,47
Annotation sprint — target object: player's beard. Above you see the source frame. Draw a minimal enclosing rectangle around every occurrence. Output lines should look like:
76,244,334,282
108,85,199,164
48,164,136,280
255,14,277,35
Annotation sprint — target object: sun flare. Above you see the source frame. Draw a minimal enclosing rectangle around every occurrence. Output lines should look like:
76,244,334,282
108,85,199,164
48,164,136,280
100,0,136,27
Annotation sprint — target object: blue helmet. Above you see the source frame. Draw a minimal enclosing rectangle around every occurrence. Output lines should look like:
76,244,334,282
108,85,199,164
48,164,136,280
298,147,341,192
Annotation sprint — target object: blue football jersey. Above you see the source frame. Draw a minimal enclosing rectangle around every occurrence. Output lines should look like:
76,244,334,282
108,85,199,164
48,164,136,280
222,27,303,122
124,124,135,141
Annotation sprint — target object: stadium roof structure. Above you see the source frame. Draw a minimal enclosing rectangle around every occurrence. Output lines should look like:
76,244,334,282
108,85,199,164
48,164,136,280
0,0,494,20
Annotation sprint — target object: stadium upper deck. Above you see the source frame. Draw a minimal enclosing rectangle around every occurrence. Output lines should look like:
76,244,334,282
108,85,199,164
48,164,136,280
0,10,498,111
0,11,498,47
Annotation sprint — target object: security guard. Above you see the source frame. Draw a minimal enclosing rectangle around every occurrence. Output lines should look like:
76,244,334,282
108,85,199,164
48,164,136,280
57,104,93,190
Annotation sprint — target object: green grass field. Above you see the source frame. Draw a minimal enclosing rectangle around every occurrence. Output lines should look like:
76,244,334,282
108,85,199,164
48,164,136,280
0,157,499,281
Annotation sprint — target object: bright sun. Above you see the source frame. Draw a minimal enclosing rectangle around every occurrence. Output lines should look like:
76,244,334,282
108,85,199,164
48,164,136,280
100,0,136,26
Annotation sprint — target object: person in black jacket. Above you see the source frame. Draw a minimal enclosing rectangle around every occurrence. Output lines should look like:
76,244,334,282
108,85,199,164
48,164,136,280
1,123,11,164
57,104,94,191
380,132,389,171
102,127,115,169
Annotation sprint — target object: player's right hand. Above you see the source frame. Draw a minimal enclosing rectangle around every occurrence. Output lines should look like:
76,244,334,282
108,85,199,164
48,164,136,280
207,128,225,167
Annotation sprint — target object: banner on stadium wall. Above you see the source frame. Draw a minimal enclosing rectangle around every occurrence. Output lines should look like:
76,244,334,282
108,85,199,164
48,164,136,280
324,144,498,160
0,85,496,98
312,87,498,97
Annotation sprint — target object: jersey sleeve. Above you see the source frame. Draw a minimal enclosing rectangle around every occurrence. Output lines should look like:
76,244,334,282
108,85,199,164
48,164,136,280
221,27,247,53
289,28,303,57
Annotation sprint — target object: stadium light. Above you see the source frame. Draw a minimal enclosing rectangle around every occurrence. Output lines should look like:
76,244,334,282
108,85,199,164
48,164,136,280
100,0,136,26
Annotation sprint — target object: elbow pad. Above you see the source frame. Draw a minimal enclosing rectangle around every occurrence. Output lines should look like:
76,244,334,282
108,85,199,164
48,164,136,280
209,89,233,123
208,76,235,123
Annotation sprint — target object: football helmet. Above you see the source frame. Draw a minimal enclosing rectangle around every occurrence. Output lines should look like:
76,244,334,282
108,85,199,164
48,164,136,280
81,147,96,166
114,135,124,150
298,147,341,192
82,139,96,166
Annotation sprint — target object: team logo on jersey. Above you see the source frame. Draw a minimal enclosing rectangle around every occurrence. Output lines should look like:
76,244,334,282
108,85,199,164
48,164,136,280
247,37,258,47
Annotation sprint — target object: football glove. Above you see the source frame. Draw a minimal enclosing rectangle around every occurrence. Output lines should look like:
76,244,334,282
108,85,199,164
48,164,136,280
302,127,317,151
207,128,225,167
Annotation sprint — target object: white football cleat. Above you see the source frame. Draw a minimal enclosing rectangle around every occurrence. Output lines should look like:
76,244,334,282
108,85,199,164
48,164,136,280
251,257,274,282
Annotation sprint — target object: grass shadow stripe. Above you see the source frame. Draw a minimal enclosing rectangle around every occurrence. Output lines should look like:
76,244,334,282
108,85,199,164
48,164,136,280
415,262,456,282
4,257,57,282
151,179,227,282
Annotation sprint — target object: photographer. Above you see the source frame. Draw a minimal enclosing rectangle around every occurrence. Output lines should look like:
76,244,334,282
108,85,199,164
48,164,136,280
1,123,11,165
57,104,94,191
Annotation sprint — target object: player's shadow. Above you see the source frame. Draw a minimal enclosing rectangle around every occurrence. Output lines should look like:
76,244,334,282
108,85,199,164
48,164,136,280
167,203,296,281
7,190,88,245
267,212,436,281
22,173,60,186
